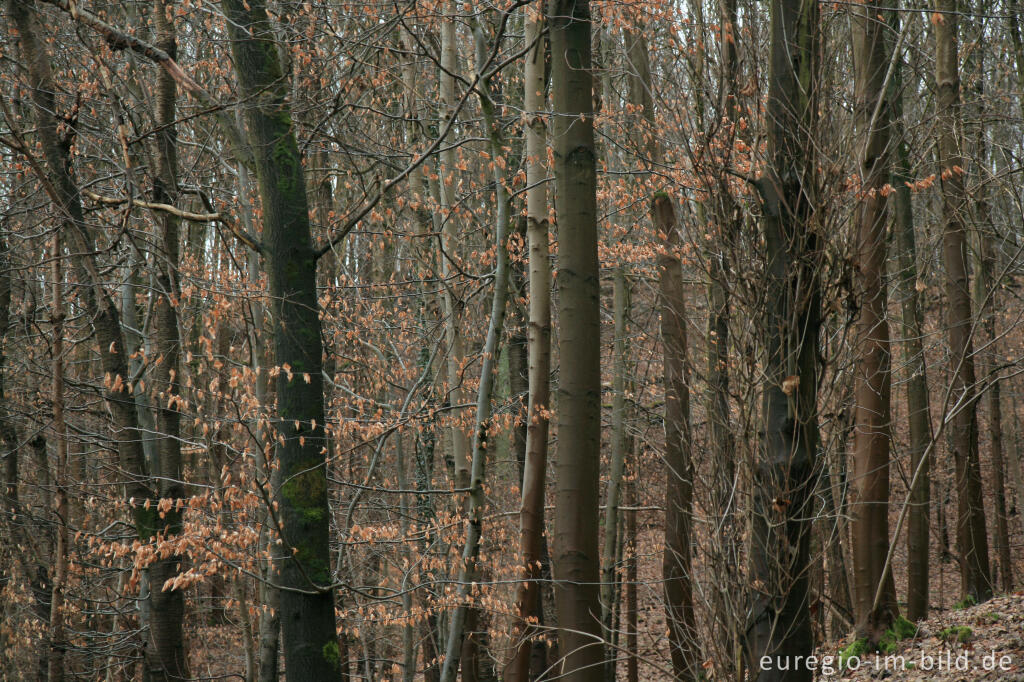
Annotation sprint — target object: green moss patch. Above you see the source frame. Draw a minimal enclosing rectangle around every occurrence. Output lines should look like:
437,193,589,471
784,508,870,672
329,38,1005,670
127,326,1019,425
939,626,973,644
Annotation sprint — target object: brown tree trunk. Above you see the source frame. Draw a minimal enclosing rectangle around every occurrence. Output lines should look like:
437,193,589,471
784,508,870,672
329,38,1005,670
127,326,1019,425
47,236,68,682
889,6,933,621
933,0,993,603
850,0,898,643
146,1,190,676
655,196,700,682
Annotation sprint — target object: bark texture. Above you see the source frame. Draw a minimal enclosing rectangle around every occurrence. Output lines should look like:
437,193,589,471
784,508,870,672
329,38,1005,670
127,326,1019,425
745,0,822,677
850,0,898,643
933,0,993,603
549,1,605,677
222,0,340,677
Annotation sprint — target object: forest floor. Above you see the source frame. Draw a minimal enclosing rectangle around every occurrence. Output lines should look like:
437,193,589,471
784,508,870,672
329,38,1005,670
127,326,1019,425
819,593,1024,680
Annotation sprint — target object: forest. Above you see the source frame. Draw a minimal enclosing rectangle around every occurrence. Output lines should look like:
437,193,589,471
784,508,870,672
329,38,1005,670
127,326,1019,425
1,0,1023,679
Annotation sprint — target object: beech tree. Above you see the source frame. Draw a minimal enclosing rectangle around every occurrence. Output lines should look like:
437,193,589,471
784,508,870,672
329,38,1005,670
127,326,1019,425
1,1,1022,680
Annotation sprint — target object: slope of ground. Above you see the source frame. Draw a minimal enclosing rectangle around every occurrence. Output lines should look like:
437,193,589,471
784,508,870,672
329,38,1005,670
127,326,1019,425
816,594,1024,680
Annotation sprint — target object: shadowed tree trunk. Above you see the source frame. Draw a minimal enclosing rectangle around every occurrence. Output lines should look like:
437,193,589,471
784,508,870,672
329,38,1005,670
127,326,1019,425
549,0,605,677
654,196,700,682
932,0,993,603
222,0,340,677
744,0,822,677
146,1,190,677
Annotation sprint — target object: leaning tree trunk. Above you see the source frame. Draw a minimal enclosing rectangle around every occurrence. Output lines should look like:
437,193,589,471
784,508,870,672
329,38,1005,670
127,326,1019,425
745,0,823,678
437,17,514,682
932,0,993,603
549,1,605,678
850,0,898,644
222,0,339,677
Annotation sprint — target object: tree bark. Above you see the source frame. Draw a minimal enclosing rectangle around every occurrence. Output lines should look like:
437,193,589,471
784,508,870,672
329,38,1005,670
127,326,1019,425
600,269,629,681
438,17,514,682
654,197,700,682
745,0,822,677
889,6,932,620
850,0,898,643
47,236,68,682
932,0,993,603
549,1,605,677
146,1,190,676
222,1,339,677
507,9,551,681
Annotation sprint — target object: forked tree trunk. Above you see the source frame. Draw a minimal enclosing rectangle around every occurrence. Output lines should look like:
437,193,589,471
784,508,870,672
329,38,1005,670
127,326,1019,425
222,1,339,677
850,0,898,643
745,0,822,677
549,1,605,677
932,0,993,603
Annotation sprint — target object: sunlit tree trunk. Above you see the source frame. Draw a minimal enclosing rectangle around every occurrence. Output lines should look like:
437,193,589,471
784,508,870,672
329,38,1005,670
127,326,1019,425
549,1,605,676
222,0,340,677
932,0,993,603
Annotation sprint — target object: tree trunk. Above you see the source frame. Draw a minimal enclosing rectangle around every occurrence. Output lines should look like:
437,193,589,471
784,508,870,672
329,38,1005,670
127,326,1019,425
7,4,161,673
971,183,1013,593
549,1,605,677
222,1,339,677
850,0,898,643
507,9,551,681
438,3,471,494
146,1,190,676
932,0,993,603
601,269,629,681
889,6,932,620
745,0,822,676
654,197,700,682
47,236,68,682
438,18,513,681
